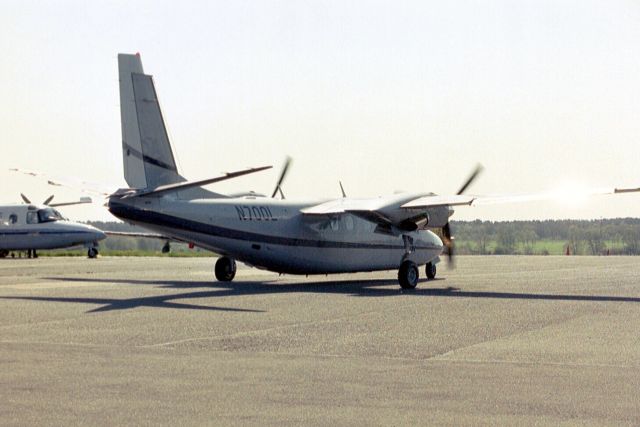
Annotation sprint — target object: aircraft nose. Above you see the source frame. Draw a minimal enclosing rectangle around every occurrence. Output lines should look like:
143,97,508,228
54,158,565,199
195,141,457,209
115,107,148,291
434,233,444,250
85,225,107,241
95,229,107,241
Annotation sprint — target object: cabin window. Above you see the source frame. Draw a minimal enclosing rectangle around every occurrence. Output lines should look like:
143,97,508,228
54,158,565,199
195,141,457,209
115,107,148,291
330,217,340,231
9,214,18,225
27,211,38,224
345,215,354,231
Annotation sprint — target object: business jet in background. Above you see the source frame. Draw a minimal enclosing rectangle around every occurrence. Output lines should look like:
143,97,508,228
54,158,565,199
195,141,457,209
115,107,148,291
0,194,106,259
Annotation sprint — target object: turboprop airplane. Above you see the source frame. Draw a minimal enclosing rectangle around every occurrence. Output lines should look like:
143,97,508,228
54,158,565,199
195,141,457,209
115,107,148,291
106,53,639,289
0,195,106,258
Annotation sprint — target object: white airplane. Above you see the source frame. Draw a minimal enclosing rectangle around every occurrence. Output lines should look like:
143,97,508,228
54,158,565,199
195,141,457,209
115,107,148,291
0,194,106,259
101,53,637,288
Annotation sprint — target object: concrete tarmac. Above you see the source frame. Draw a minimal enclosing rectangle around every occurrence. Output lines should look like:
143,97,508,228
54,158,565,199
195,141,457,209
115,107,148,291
0,256,639,426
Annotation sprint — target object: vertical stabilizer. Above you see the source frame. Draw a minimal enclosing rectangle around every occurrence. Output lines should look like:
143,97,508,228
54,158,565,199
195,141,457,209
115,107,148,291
118,53,185,189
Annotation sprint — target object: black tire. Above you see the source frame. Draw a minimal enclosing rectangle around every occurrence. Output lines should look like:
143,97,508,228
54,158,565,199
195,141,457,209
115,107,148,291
425,262,436,280
215,257,236,282
88,248,98,259
0,250,7,259
398,261,419,289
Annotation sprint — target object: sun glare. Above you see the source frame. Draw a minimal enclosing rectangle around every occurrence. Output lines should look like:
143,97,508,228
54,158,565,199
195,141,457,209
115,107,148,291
549,182,591,206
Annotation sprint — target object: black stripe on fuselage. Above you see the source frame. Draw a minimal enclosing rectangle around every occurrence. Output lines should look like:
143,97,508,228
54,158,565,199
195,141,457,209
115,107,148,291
108,202,439,251
0,230,93,236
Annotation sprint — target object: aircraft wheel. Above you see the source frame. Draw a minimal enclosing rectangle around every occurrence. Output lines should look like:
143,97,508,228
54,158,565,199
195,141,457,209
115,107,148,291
398,261,419,289
215,257,236,282
87,248,98,259
0,250,8,258
425,262,436,280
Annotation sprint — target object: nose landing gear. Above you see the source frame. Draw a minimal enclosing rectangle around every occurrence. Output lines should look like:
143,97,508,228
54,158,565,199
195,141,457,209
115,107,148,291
425,262,436,280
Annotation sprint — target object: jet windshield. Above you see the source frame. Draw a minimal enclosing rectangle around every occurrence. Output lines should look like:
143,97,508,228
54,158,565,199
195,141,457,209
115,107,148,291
37,208,65,223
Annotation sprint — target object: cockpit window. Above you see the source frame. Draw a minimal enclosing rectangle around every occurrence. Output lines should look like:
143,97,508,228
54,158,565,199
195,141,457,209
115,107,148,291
37,208,64,223
9,214,18,225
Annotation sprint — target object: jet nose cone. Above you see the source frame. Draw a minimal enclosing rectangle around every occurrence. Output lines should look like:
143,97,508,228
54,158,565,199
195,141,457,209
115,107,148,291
95,229,107,241
84,225,107,241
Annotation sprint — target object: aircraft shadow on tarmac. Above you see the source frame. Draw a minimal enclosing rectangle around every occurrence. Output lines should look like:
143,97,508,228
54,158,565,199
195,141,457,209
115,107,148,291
1,276,640,314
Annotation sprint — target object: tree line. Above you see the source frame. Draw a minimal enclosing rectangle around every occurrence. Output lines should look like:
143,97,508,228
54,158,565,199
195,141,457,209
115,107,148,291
450,218,640,255
87,218,640,256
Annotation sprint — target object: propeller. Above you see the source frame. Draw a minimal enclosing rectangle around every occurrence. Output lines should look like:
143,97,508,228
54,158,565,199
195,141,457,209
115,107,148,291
456,164,484,195
442,222,455,266
271,156,292,199
19,193,90,207
339,181,347,198
20,194,55,205
443,164,484,267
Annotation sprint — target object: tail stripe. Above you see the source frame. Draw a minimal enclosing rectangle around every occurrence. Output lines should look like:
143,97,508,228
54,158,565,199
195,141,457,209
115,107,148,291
122,142,178,172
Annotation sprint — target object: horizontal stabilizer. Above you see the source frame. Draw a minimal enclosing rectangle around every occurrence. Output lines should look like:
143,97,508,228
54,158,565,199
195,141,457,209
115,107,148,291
122,165,273,198
49,197,92,207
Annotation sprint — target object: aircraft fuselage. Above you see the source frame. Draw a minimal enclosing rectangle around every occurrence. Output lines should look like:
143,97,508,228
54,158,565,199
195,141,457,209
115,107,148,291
108,196,444,274
0,204,106,253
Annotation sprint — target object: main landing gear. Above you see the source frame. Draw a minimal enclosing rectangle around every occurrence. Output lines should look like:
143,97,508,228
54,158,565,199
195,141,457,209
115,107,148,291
397,261,437,289
215,257,236,282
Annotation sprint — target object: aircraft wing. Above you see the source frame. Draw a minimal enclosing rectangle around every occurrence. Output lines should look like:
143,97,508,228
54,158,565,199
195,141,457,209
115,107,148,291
402,186,640,209
10,168,116,196
400,195,476,209
300,194,446,230
301,184,640,231
301,198,394,215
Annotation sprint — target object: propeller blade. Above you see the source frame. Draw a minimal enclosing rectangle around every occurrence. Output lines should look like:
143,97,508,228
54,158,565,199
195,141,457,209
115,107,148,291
442,222,455,268
456,164,484,195
271,156,292,198
20,193,31,204
339,181,347,198
43,195,55,205
442,222,452,242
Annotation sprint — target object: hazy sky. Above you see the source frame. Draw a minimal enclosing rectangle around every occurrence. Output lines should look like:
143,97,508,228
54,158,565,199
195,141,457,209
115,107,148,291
1,0,639,222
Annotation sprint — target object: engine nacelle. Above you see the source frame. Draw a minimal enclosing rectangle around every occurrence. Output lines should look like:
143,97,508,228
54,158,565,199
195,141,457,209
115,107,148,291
424,206,453,228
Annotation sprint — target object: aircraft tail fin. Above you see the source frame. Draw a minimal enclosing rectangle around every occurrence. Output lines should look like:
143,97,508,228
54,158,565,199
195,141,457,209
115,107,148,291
118,53,185,190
